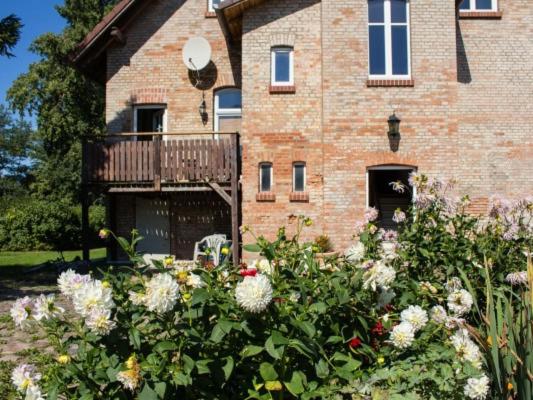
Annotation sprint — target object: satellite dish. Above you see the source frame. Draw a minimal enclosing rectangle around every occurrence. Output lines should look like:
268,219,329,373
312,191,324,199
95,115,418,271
182,37,211,71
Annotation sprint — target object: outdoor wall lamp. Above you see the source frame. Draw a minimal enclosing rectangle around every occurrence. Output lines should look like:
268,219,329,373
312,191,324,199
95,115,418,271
388,112,401,138
199,96,208,125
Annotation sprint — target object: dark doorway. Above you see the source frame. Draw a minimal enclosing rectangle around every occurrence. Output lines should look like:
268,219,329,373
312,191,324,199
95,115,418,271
368,168,413,229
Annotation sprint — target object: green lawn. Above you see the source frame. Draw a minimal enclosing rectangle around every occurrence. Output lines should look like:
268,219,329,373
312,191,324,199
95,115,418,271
0,248,106,269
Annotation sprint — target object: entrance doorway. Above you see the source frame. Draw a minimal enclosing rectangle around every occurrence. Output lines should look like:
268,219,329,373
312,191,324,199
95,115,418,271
367,166,415,229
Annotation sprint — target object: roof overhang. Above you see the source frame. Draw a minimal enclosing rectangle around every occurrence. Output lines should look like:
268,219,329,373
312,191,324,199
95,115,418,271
216,0,269,40
71,0,152,83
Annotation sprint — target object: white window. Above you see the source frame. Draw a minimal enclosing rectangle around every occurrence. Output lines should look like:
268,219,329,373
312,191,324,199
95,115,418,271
271,47,294,86
293,162,306,192
208,0,223,13
214,88,242,132
133,105,167,134
368,0,411,79
259,163,273,192
459,0,497,11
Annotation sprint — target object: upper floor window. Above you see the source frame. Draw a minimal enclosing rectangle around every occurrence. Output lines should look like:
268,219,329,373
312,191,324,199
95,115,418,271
271,47,294,86
259,163,273,192
368,0,411,78
459,0,497,11
214,88,242,132
133,105,166,141
293,162,306,192
208,0,222,13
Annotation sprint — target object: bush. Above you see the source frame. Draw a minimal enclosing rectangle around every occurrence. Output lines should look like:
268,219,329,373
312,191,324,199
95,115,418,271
0,199,105,252
7,174,532,399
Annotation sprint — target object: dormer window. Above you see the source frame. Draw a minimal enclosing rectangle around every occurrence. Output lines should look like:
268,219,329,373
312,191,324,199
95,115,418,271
459,0,497,11
368,0,411,79
208,0,222,13
271,47,294,86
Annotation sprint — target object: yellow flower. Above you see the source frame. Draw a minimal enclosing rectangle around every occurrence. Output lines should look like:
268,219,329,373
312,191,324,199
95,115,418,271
304,218,313,227
57,354,71,364
183,293,192,301
164,256,174,266
177,271,189,283
126,354,138,370
377,356,385,365
265,381,283,391
102,281,111,288
98,228,110,239
221,247,230,256
507,382,514,391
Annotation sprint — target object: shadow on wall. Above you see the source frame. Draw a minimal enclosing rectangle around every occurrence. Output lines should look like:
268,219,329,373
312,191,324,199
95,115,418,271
242,0,320,35
456,20,472,84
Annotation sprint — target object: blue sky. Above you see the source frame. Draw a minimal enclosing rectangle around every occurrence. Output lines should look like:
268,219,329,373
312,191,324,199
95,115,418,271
0,1,65,108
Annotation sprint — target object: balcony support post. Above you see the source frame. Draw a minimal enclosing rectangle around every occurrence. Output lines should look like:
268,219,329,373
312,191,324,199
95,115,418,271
81,138,90,262
230,134,240,265
154,135,162,191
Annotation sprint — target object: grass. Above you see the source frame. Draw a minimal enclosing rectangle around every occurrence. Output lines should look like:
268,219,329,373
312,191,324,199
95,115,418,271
0,248,106,270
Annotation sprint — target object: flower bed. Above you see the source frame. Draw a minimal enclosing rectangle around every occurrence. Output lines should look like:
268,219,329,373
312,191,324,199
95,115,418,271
8,174,533,399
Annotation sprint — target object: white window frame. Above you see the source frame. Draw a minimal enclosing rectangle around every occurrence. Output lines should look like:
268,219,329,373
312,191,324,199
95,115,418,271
133,105,167,140
292,162,306,192
365,165,416,208
259,162,273,193
459,0,497,11
368,0,411,80
271,47,294,86
208,0,222,13
214,88,242,132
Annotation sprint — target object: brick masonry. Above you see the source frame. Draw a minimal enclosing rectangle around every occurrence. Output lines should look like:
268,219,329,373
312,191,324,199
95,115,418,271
103,0,533,258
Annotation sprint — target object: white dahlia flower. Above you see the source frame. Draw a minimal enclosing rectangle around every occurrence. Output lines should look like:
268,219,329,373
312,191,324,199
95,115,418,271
430,305,448,324
85,308,116,335
345,242,365,263
10,297,33,328
57,269,91,297
381,241,399,260
447,289,473,316
363,261,396,291
464,375,490,399
24,385,45,400
389,322,416,349
33,294,64,321
451,329,483,369
144,273,180,313
400,305,428,332
445,316,466,330
186,273,205,289
128,290,146,306
252,259,274,275
235,274,273,313
72,279,115,317
11,364,41,393
117,369,141,391
505,271,528,286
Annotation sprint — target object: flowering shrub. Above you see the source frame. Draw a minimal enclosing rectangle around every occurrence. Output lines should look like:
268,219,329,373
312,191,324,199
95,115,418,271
8,174,532,399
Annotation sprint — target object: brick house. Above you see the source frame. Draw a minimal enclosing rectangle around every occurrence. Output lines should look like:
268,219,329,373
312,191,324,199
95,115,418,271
73,0,533,262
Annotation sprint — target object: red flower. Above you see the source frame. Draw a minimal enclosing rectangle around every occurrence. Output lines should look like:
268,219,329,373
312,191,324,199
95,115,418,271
349,337,362,348
239,268,257,277
371,321,384,336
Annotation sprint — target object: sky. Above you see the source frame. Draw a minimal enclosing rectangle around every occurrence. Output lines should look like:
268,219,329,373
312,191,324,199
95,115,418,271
0,1,65,108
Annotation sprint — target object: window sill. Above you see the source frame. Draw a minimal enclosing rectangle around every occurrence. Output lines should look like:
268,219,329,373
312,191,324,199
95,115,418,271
289,192,309,202
205,11,217,18
367,79,414,87
256,192,276,202
269,85,296,94
459,11,502,19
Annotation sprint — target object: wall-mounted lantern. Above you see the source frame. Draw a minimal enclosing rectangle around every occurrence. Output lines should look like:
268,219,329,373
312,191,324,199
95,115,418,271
388,112,401,138
199,97,208,125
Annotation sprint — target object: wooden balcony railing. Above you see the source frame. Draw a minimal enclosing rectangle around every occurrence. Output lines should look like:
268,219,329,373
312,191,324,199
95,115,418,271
82,132,239,190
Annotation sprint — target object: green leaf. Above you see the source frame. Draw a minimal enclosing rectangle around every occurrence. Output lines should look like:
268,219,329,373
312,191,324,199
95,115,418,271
191,288,210,305
325,335,343,344
271,330,290,345
241,345,263,358
138,384,158,400
259,362,278,381
222,356,234,381
196,359,212,375
210,323,227,343
315,359,329,378
182,354,195,374
243,244,262,253
154,382,167,398
284,371,306,396
129,328,141,350
308,302,327,314
265,336,281,360
154,341,178,354
298,321,316,338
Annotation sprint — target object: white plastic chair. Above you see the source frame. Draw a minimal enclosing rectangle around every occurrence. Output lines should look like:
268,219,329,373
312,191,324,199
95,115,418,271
193,234,227,266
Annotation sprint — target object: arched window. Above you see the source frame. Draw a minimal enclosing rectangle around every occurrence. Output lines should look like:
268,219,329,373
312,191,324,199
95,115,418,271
214,88,242,132
368,0,411,78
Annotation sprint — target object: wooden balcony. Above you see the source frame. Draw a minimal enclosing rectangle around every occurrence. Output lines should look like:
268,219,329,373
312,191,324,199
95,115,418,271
82,132,239,192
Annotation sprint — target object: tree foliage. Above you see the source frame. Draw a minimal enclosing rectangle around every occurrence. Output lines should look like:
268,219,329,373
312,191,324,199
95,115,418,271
0,14,22,58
